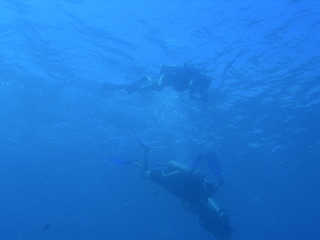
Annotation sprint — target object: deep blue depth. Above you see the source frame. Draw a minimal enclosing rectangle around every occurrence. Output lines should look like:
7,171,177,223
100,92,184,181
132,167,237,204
0,0,319,240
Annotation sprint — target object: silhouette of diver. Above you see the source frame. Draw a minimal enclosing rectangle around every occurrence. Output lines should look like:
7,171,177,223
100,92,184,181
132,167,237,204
115,135,232,239
104,64,212,101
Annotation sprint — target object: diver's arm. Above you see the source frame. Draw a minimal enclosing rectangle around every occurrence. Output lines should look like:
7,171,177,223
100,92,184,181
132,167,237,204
158,74,166,90
188,75,210,101
160,161,195,178
168,161,192,173
189,86,201,100
207,198,221,212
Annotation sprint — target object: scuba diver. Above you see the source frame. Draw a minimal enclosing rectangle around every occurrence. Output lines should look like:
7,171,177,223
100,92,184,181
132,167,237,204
114,136,232,239
157,64,212,100
103,64,212,101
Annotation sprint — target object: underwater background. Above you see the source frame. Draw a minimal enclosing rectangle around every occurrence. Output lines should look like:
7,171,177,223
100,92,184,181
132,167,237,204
0,0,319,239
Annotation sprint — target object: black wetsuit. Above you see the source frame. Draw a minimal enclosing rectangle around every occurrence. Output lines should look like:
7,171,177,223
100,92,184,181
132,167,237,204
125,65,211,100
148,167,232,239
198,205,232,240
160,65,212,99
149,168,215,205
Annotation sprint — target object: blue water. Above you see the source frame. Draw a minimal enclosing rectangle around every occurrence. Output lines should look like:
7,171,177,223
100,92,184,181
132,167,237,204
0,0,319,239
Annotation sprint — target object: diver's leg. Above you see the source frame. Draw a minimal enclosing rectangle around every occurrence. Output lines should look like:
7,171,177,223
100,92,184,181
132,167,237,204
132,134,151,178
141,147,149,171
126,79,144,94
103,83,128,91
207,152,224,186
126,76,153,94
124,144,150,178
189,154,206,172
207,198,220,212
140,148,151,178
